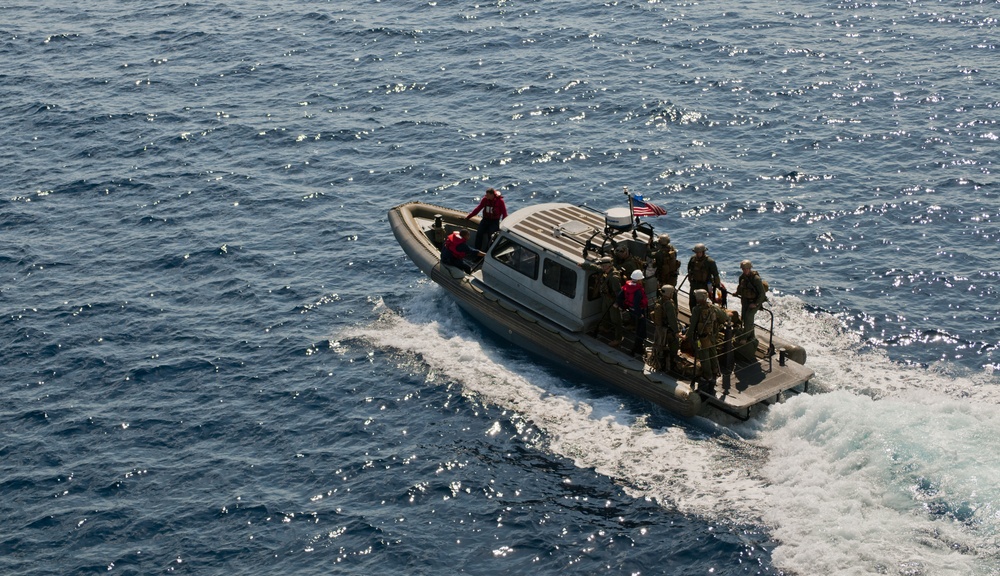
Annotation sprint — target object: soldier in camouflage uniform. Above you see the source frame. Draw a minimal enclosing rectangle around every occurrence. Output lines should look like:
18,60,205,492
580,256,624,346
684,289,718,385
650,234,680,294
652,285,680,372
734,259,767,341
686,243,721,311
613,244,642,284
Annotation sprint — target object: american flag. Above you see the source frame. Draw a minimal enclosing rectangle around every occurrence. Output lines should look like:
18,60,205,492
630,194,667,217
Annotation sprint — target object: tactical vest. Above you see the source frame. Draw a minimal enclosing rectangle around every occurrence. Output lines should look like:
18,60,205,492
616,255,642,279
653,300,677,329
654,247,679,282
693,304,716,338
737,271,767,302
689,256,716,283
601,270,621,299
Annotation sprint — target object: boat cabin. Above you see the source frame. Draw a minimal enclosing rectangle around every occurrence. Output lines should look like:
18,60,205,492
480,203,654,333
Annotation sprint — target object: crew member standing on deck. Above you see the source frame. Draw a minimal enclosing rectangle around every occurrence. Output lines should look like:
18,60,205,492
686,243,720,310
650,233,680,299
580,256,624,347
685,288,718,387
465,187,507,252
735,259,767,340
617,270,649,357
613,244,642,283
652,284,680,372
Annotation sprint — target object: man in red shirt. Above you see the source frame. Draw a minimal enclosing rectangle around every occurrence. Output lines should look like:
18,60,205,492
465,187,507,252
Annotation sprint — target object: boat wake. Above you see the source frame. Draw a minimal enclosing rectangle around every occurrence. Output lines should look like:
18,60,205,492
344,287,1000,576
345,287,771,521
744,298,1000,576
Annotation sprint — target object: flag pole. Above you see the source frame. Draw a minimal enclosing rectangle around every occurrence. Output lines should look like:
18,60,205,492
622,186,635,235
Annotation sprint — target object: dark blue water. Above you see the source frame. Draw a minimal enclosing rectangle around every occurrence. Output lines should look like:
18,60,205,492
3,1,998,574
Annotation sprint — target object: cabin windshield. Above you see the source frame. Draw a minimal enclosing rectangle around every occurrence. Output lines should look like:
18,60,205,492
491,237,539,279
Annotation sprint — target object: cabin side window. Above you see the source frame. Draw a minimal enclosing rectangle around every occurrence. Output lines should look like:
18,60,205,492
491,237,539,279
542,259,577,299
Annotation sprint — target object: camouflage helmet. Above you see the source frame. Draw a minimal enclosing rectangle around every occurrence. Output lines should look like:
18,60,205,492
740,259,753,269
597,256,613,265
657,233,671,245
693,288,709,302
659,284,676,297
615,244,629,255
692,243,707,253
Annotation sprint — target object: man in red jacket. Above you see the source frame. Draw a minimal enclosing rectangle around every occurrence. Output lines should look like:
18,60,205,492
441,230,484,274
616,269,649,357
465,187,507,252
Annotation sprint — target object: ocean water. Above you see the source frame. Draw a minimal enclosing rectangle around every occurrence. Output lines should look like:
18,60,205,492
2,1,998,574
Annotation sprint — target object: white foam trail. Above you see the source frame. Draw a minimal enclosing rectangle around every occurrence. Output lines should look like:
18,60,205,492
752,391,1000,576
766,296,1000,403
743,297,1000,575
345,286,769,522
346,288,1000,575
